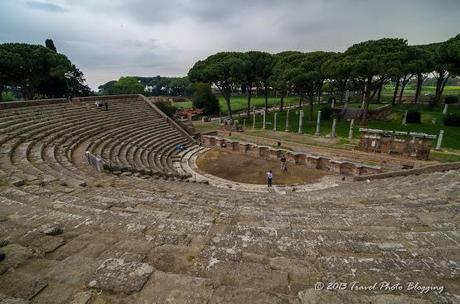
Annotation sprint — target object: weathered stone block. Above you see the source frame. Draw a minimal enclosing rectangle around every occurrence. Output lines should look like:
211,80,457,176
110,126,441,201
88,258,154,294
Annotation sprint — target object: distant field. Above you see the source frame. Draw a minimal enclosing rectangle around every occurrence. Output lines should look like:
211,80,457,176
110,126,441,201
174,86,460,113
174,96,300,113
381,85,460,97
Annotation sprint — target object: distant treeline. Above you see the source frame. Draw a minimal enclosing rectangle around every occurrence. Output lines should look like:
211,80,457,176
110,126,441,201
98,76,193,97
187,35,460,122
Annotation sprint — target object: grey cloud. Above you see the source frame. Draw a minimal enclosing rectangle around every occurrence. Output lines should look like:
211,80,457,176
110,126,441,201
1,0,460,89
26,1,67,12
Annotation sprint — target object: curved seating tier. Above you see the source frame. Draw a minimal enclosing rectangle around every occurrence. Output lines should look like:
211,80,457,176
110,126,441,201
0,96,195,187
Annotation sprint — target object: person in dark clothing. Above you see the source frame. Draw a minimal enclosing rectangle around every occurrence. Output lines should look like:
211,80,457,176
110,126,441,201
104,102,108,111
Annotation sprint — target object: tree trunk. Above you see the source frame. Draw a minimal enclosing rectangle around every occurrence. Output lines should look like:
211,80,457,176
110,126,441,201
317,81,323,104
0,86,3,102
280,91,285,112
264,86,269,112
414,73,423,104
360,77,372,125
298,95,302,108
433,71,450,105
391,79,400,105
376,81,383,103
225,95,233,120
246,84,252,117
398,75,412,104
369,86,379,102
309,95,314,121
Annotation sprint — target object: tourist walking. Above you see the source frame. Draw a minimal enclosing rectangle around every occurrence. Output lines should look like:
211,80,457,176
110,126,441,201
266,170,273,187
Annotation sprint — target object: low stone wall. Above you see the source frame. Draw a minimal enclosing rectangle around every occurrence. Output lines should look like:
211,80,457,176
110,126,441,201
78,94,140,103
0,98,67,109
0,94,140,110
201,135,381,176
354,162,460,181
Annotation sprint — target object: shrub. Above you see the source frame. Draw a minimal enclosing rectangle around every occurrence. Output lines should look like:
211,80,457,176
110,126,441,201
320,105,334,120
406,110,421,123
445,95,459,104
192,83,220,115
156,101,177,117
0,91,16,102
444,113,460,126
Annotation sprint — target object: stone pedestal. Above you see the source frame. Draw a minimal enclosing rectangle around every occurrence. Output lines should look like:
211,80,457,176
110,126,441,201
331,119,337,137
259,146,270,158
306,156,320,169
209,136,217,146
298,111,303,134
443,104,448,115
268,148,282,160
293,153,307,165
348,119,355,140
329,160,343,174
318,157,330,170
239,143,250,153
436,130,444,150
262,110,266,129
231,141,239,151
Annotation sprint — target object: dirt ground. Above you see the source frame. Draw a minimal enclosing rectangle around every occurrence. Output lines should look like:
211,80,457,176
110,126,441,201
196,148,330,185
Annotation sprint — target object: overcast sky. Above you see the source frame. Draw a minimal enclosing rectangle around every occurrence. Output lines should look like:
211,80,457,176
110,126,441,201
1,0,459,90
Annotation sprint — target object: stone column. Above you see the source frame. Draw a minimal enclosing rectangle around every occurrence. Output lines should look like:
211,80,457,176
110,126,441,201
402,110,408,125
262,110,266,129
348,119,355,140
331,118,337,137
252,107,256,129
273,112,277,131
443,104,448,115
331,98,335,109
315,110,321,136
285,109,290,132
436,130,444,150
298,110,303,134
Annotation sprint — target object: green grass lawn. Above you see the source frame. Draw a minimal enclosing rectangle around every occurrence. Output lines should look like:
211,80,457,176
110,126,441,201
382,85,460,97
248,103,460,150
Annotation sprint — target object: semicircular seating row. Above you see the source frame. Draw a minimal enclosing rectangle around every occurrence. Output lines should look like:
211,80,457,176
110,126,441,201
0,96,199,187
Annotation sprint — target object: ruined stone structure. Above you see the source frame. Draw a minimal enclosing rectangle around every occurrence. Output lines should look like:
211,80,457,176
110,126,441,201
0,96,459,303
201,135,382,176
358,128,436,160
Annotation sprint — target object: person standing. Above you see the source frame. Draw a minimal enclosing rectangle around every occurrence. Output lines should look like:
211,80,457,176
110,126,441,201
104,101,109,111
267,170,273,187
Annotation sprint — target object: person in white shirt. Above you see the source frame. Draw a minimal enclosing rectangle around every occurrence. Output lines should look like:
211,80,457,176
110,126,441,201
266,170,273,187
